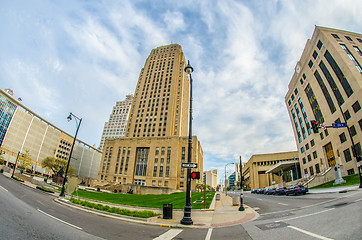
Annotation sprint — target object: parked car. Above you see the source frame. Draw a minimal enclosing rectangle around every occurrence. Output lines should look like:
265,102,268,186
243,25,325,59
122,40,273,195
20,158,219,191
264,188,276,195
257,188,266,194
274,187,287,195
251,189,258,194
286,185,308,196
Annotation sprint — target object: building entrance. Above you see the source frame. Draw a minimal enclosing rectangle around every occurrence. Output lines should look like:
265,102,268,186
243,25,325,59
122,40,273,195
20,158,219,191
324,142,336,167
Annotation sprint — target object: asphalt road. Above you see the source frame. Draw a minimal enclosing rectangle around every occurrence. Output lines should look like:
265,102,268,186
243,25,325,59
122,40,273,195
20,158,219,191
1,174,361,240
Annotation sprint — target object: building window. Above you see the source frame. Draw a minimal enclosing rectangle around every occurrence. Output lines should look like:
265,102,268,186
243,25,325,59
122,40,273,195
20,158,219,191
307,155,312,162
353,46,362,57
319,61,344,106
345,36,352,41
344,110,351,120
325,129,329,136
325,50,354,97
339,132,347,143
332,34,340,39
301,147,305,153
152,180,156,186
304,169,308,175
308,60,313,68
288,100,291,106
359,119,362,131
315,164,320,174
305,83,324,125
302,157,306,164
352,101,361,113
305,143,309,150
164,181,168,187
357,38,362,43
180,182,184,188
313,151,318,159
350,125,357,137
311,139,315,147
317,40,323,49
340,44,362,73
343,148,352,162
320,132,324,140
309,166,314,176
314,70,336,114
347,168,355,175
313,51,318,59
135,147,149,176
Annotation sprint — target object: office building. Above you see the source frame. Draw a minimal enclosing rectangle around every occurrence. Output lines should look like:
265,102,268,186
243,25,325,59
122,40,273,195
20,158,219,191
99,94,133,150
242,151,300,190
203,169,217,190
285,26,362,182
98,44,203,191
0,88,101,179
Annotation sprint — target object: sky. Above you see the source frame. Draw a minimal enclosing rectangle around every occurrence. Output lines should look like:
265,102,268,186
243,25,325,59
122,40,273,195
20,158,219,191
1,0,361,184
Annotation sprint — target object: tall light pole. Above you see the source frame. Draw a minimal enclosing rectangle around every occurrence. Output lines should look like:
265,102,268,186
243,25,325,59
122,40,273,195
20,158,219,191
239,156,245,211
181,60,194,225
11,151,22,178
224,162,234,196
60,112,82,197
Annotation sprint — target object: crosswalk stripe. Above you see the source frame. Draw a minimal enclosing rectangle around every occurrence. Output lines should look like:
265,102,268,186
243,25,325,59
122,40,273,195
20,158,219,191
153,229,183,240
205,228,213,240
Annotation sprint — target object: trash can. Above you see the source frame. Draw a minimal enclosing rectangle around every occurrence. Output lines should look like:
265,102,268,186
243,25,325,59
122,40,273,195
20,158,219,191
216,193,220,200
232,196,239,206
163,203,173,219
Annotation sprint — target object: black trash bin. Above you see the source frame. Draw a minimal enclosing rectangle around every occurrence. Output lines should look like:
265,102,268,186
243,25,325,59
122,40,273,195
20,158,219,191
163,203,173,219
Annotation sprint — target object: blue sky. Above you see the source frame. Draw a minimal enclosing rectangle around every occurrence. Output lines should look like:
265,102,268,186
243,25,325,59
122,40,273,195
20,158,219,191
1,0,361,183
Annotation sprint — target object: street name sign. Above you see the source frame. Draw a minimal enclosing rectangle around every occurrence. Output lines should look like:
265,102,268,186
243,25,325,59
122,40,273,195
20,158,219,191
181,163,198,168
332,123,347,128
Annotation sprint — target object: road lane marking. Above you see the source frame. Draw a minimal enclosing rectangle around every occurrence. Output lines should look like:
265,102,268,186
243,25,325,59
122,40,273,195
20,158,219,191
261,191,360,216
0,185,8,192
288,226,334,240
37,209,83,230
153,229,183,240
205,228,213,240
256,198,263,201
277,202,288,206
274,208,334,222
354,198,362,202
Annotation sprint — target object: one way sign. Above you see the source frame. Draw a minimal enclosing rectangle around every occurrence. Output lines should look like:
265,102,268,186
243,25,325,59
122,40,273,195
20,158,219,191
181,163,198,168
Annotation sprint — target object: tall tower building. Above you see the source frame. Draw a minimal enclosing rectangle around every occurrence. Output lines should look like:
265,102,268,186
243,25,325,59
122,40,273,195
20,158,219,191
285,26,362,183
126,44,189,138
99,94,133,150
97,44,203,192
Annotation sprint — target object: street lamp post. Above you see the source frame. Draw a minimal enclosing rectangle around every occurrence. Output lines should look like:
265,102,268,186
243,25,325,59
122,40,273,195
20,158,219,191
181,60,194,225
224,162,234,196
239,156,245,211
11,151,22,178
60,112,82,197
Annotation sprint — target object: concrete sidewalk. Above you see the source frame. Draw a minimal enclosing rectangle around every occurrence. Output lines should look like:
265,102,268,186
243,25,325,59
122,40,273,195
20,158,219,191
308,185,359,194
147,192,258,228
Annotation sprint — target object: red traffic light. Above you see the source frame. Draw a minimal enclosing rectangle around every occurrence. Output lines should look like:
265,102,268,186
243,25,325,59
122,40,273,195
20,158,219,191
191,171,200,179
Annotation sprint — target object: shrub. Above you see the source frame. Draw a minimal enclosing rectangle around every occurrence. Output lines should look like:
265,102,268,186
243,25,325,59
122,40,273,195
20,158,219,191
69,198,158,218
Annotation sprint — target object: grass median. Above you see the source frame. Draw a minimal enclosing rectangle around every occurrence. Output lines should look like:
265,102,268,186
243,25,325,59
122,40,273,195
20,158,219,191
310,173,360,189
72,190,216,209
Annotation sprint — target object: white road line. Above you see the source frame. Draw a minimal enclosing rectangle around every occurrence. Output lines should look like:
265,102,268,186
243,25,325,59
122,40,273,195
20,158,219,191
205,228,213,240
153,229,183,240
37,209,83,230
256,198,263,201
274,208,334,222
277,202,288,206
261,191,360,216
0,185,8,192
354,198,362,202
288,226,334,240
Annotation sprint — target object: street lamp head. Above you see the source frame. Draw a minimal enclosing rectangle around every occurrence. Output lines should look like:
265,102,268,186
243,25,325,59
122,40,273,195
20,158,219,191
184,60,193,75
67,113,72,122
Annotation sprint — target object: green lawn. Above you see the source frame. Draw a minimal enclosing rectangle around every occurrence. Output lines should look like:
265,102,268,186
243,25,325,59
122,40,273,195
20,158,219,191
310,174,360,189
72,190,215,209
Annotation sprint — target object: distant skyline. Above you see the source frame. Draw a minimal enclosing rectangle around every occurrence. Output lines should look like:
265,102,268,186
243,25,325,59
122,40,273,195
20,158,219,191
1,0,361,182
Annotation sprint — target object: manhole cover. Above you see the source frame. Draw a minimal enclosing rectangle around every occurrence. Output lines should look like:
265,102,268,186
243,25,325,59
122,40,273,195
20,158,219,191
256,221,289,230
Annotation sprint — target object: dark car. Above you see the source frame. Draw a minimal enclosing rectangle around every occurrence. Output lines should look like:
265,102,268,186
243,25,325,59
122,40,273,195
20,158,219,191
286,185,308,196
264,188,276,195
274,187,287,195
251,189,257,194
258,188,266,194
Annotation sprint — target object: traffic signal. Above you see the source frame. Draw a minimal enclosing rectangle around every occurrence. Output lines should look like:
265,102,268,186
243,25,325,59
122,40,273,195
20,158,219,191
191,171,200,179
311,120,319,133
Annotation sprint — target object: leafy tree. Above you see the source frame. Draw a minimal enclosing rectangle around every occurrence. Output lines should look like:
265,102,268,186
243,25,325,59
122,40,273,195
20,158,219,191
41,157,74,176
17,150,32,171
0,152,5,165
